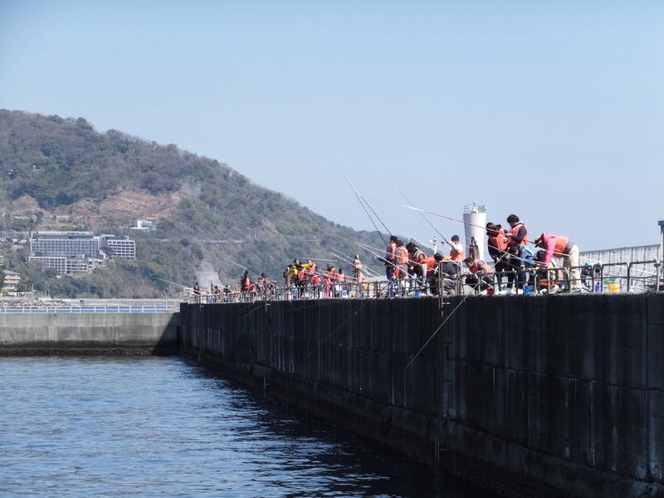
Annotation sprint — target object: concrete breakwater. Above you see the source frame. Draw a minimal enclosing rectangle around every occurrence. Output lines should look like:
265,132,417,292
180,294,664,498
0,311,180,355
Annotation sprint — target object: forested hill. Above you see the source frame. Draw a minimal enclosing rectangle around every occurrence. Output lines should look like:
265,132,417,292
0,109,384,298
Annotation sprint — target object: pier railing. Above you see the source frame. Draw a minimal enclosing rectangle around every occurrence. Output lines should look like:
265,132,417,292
185,259,663,303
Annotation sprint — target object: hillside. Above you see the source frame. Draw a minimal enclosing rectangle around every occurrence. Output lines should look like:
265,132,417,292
0,110,384,298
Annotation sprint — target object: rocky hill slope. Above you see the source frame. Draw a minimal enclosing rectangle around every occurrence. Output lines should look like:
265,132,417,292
0,109,383,298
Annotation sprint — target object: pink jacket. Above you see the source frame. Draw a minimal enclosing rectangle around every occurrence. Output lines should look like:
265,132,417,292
537,232,571,267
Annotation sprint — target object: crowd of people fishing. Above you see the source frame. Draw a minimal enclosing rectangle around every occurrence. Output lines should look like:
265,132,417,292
190,212,594,303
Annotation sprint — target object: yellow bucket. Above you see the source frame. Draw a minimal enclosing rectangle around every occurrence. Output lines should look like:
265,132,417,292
608,283,620,293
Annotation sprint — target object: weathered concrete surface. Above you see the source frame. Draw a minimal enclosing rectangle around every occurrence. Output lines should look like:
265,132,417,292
0,312,180,355
180,294,664,498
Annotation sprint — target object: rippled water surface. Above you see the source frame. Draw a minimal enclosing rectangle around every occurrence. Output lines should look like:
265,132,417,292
0,357,497,497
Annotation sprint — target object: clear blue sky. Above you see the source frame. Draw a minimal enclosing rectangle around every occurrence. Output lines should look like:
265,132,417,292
1,0,662,251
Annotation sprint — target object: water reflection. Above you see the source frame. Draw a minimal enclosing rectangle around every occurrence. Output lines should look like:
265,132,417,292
0,357,497,497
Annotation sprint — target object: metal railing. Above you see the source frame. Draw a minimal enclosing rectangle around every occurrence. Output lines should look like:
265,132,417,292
0,304,172,314
182,259,664,303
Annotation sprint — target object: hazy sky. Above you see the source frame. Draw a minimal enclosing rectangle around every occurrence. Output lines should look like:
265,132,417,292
1,0,662,252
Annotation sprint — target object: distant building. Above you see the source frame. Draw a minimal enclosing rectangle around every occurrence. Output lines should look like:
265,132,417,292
103,235,136,260
2,270,20,295
130,218,155,231
30,231,99,258
27,231,136,274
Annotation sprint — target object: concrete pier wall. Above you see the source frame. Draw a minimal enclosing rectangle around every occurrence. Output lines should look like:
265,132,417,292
180,294,664,498
0,312,180,355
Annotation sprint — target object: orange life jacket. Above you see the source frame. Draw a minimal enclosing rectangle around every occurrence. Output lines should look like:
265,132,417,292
509,223,528,247
449,246,464,261
422,256,437,276
386,241,396,262
552,235,570,258
468,259,493,276
395,246,409,265
488,229,508,252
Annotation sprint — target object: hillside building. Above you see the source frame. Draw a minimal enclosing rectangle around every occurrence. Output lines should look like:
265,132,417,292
130,218,155,231
27,231,136,274
1,270,21,296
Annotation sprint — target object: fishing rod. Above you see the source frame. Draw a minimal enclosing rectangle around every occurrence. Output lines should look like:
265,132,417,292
153,277,192,290
328,246,381,277
360,195,392,239
338,167,389,246
370,198,484,231
356,241,404,274
219,256,248,271
396,189,451,246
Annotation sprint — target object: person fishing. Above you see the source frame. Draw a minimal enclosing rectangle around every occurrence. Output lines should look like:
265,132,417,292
378,235,398,298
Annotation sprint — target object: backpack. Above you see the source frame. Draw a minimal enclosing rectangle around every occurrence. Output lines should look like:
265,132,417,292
520,245,536,269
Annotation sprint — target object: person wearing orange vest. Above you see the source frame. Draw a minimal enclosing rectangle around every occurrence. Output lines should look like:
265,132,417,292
534,232,582,292
464,257,494,294
420,254,438,295
394,240,410,295
380,235,398,298
486,222,509,289
302,260,316,280
311,273,322,299
505,214,529,292
448,235,465,261
407,242,428,289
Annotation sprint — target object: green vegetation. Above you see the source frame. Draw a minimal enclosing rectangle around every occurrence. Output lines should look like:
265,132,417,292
0,109,384,298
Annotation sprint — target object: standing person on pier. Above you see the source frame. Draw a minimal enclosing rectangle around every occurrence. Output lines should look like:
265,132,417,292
505,214,529,293
380,235,398,298
448,235,465,261
486,222,510,289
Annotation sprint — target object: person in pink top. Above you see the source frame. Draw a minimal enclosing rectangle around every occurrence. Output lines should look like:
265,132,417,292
534,233,582,292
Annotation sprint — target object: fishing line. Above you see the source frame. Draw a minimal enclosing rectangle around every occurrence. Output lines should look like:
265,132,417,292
404,292,473,371
327,246,381,277
338,167,388,246
396,189,451,246
360,195,392,238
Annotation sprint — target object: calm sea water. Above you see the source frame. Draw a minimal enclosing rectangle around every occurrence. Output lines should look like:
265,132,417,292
0,356,497,497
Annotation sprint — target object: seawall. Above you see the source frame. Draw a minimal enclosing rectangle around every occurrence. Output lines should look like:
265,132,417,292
0,311,180,355
180,294,664,498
